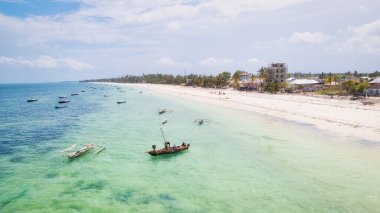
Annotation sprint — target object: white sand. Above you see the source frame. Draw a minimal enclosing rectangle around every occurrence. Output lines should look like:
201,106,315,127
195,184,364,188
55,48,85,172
108,83,380,142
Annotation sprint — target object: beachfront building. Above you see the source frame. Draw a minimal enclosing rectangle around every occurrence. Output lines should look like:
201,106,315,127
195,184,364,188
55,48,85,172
288,78,321,92
266,63,288,82
239,71,257,90
367,77,380,96
239,72,250,82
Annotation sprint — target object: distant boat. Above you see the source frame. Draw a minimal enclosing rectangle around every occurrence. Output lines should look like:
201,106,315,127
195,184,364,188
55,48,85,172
27,99,38,102
194,119,211,126
59,96,67,99
81,90,85,92
55,105,67,109
162,119,168,125
58,100,70,104
71,93,79,96
117,101,126,104
68,144,95,159
158,109,172,114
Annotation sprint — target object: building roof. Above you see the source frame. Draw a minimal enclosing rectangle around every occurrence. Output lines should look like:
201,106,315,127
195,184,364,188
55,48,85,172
369,77,380,84
288,79,319,85
287,77,296,82
239,71,249,76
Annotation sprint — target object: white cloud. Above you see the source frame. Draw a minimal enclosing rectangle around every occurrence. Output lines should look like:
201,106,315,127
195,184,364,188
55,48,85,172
0,0,314,45
205,0,312,16
156,57,191,67
246,58,264,65
199,57,234,66
346,19,380,53
289,31,327,44
0,55,93,71
156,57,179,66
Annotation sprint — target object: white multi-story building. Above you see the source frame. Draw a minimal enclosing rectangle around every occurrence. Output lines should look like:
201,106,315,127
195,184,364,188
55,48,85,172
266,63,288,82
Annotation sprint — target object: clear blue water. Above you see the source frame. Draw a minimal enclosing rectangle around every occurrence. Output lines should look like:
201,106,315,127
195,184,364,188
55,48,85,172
0,82,380,212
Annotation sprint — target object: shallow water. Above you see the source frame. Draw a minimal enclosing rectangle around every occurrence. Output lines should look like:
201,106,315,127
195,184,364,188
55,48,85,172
0,82,379,212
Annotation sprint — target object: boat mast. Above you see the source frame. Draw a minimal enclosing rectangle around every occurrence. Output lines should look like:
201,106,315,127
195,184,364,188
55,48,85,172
160,127,167,142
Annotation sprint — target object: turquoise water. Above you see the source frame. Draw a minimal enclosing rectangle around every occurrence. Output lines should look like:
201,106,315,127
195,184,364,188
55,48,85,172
1,82,379,212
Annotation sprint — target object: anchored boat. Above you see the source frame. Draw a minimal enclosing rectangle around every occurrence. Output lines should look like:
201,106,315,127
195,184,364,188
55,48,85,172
55,105,68,109
147,128,190,156
158,108,172,114
147,142,190,156
194,118,211,126
27,98,38,102
68,144,95,159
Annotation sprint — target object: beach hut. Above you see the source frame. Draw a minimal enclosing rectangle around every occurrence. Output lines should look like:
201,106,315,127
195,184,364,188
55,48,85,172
367,77,380,96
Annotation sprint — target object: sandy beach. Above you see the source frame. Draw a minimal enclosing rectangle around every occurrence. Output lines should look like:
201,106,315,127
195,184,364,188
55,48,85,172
109,83,380,142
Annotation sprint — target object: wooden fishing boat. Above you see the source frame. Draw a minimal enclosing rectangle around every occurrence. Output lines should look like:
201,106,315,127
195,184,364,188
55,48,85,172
147,142,190,156
146,128,190,156
55,105,68,109
27,99,38,102
117,101,126,104
158,109,172,114
68,144,94,159
194,118,211,126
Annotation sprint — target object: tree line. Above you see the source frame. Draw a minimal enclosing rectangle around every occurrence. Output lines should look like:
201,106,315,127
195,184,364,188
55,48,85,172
84,69,380,94
84,72,233,88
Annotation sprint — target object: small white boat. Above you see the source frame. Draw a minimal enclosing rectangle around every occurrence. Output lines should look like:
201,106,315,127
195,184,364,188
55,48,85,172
162,119,168,125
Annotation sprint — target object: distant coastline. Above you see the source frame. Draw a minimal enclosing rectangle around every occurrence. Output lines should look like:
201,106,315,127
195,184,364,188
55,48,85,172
100,82,380,143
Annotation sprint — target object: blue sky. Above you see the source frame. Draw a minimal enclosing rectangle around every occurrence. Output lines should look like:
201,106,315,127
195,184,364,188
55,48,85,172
0,0,379,83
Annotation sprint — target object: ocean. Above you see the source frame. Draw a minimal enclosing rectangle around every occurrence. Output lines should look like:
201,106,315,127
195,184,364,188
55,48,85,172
0,82,379,212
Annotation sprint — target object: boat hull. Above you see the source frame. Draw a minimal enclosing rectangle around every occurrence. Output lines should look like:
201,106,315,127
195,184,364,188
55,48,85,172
147,145,189,156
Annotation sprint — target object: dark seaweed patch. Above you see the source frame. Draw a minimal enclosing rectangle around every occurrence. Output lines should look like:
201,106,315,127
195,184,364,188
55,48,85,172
139,195,155,204
76,180,106,191
159,193,175,201
113,191,133,203
9,156,24,163
68,204,83,211
45,172,58,179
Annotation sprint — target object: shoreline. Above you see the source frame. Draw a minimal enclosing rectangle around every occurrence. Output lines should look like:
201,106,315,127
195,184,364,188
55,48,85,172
102,82,380,142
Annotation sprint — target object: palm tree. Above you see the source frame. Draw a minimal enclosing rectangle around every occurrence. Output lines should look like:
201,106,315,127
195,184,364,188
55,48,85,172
232,70,243,89
257,67,268,91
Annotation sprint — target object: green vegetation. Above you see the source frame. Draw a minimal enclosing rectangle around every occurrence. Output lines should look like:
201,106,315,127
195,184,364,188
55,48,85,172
84,70,378,95
86,72,232,88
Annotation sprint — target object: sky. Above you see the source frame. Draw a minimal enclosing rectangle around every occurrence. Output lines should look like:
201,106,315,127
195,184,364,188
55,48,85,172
0,0,379,83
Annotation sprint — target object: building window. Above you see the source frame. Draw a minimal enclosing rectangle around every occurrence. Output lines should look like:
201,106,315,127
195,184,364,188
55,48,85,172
276,75,278,78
